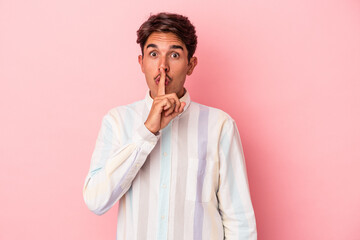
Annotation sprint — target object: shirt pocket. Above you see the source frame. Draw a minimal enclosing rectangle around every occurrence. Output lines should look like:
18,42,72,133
185,157,217,203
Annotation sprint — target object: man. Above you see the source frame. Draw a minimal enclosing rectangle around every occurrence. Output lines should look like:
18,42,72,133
83,12,257,240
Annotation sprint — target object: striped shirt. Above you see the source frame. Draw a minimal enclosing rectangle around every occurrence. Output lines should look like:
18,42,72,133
83,90,257,240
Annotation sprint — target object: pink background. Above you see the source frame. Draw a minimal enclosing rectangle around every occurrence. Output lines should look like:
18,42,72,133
1,0,359,239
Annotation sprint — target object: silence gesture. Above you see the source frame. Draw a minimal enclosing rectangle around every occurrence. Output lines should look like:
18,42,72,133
144,67,186,134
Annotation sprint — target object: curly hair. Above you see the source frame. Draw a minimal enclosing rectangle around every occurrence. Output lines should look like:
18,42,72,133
136,12,198,62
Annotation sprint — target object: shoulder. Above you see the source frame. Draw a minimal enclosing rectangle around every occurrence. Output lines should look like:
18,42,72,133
189,101,236,126
106,99,145,117
100,99,146,126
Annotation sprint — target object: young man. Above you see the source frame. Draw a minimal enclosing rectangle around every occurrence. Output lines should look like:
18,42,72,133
83,12,257,240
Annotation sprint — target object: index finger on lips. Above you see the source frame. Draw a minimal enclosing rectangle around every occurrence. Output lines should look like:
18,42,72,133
157,67,166,96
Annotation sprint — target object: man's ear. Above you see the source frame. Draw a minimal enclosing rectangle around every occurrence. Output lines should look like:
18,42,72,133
138,55,144,73
187,56,198,75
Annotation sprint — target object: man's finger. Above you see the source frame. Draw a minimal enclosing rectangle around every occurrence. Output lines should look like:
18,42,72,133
158,93,180,112
164,98,176,116
161,98,172,111
179,102,186,113
169,102,186,118
157,68,166,96
172,93,181,112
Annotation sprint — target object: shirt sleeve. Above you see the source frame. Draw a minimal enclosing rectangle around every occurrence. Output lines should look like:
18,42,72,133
83,111,160,215
217,118,257,239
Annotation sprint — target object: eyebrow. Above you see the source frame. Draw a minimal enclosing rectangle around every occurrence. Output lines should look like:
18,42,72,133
146,44,184,51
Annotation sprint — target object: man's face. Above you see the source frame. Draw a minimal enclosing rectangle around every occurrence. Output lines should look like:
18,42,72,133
138,32,197,99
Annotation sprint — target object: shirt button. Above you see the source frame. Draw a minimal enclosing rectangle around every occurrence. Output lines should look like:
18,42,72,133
161,216,165,220
163,152,167,157
162,184,167,188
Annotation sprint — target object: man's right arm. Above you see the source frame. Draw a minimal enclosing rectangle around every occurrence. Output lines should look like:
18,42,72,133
83,110,160,215
84,68,183,215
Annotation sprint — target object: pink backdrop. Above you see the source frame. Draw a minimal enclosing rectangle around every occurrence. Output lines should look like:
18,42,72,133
1,0,359,239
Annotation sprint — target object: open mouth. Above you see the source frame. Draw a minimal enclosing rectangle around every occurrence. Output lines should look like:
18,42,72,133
155,75,171,85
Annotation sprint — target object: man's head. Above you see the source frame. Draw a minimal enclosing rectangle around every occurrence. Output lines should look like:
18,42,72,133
137,12,198,98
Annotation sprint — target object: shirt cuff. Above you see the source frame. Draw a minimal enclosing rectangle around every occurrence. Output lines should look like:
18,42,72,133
136,123,161,144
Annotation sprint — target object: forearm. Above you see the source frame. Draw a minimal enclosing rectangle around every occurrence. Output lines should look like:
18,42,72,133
218,118,257,239
83,121,159,215
219,154,257,239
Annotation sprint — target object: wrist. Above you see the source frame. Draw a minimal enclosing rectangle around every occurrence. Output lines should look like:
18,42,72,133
144,121,159,135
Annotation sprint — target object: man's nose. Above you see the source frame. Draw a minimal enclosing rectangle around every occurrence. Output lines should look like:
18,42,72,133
159,57,169,72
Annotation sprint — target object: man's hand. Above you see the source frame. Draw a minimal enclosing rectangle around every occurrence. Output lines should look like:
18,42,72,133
144,68,186,134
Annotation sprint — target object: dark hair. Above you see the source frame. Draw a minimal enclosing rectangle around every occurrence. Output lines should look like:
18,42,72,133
136,12,197,62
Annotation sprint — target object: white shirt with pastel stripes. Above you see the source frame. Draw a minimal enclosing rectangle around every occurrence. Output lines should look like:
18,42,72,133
83,90,257,240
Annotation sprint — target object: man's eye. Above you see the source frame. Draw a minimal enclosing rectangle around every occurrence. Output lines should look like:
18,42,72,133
150,52,157,57
171,53,180,58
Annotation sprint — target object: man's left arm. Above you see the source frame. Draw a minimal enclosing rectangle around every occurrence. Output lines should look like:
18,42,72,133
217,118,257,239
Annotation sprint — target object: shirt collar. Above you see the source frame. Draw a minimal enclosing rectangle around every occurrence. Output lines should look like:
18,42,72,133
145,88,191,116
